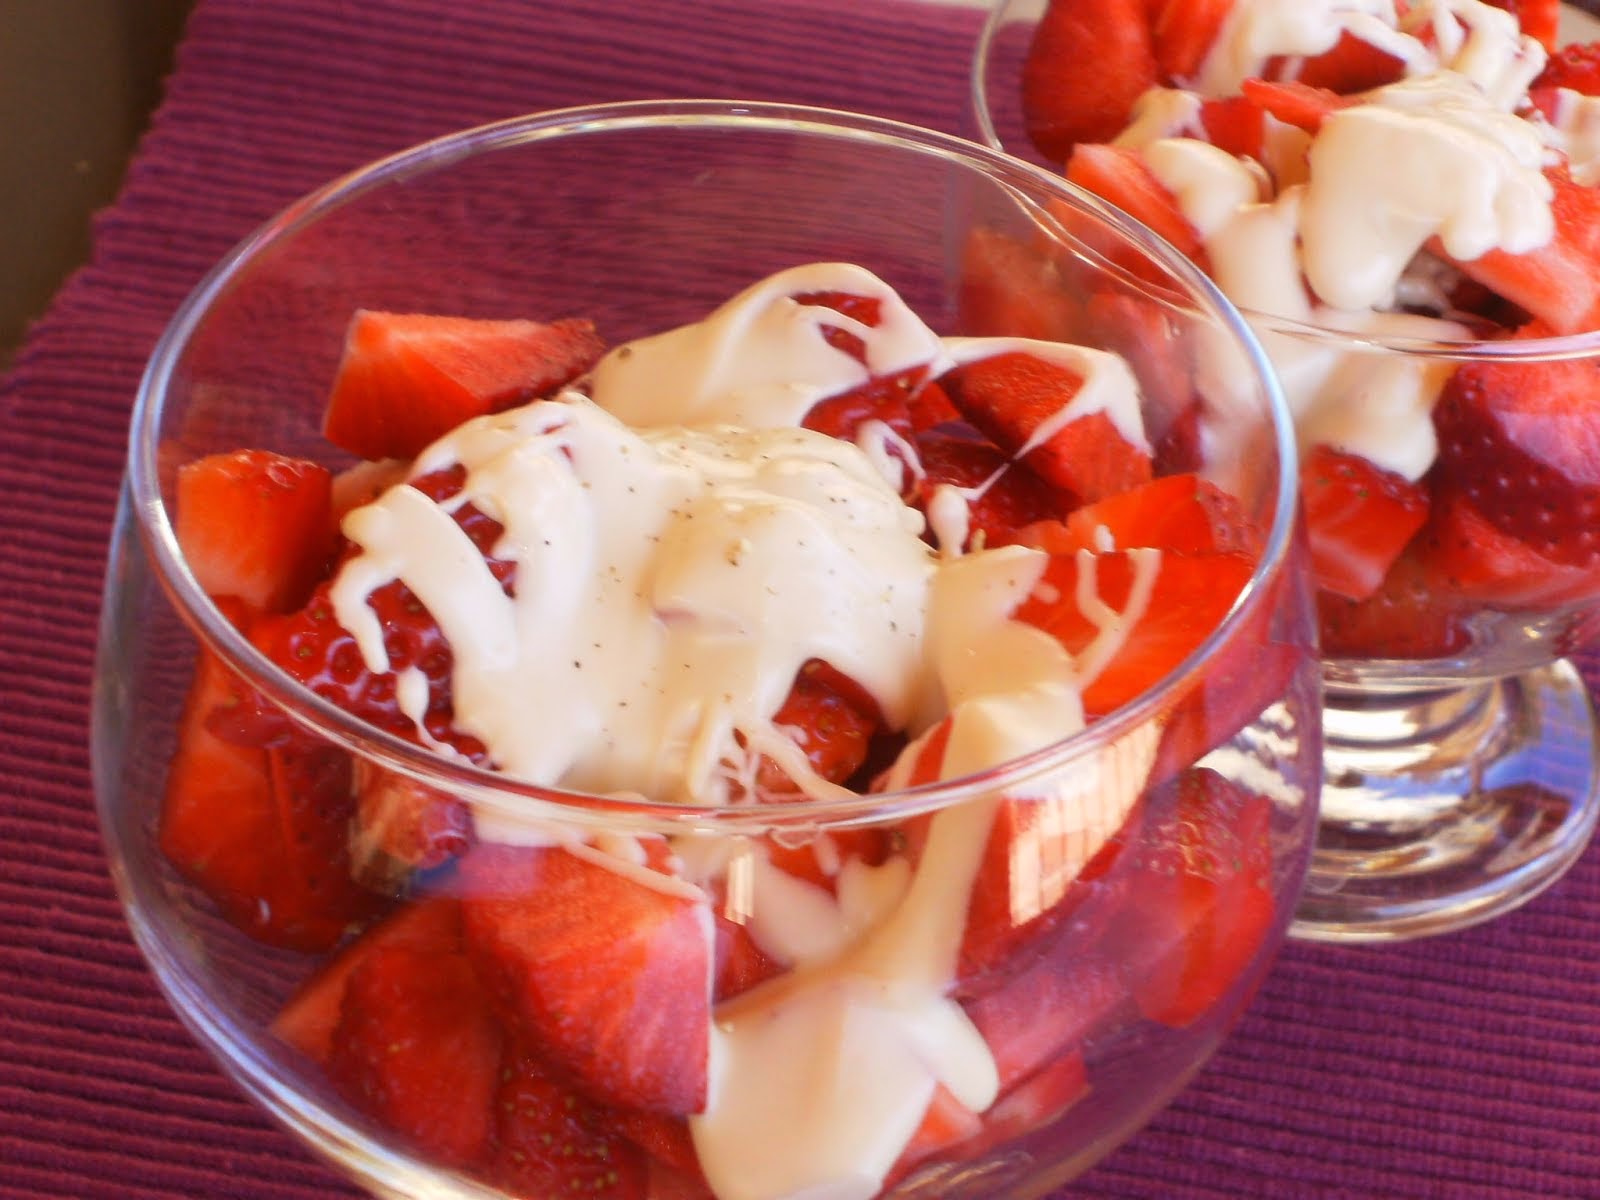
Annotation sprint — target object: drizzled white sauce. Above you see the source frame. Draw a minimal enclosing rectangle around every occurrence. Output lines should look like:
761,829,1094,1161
1121,0,1561,481
1542,88,1600,187
329,263,1164,1199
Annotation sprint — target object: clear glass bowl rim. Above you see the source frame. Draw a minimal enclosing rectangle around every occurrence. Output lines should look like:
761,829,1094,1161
968,0,1600,363
127,97,1299,834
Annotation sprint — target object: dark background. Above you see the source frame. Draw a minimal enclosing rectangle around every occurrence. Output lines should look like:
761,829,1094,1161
1,0,193,366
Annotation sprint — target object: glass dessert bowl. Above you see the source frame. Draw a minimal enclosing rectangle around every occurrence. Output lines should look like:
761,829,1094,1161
973,0,1600,941
93,101,1319,1200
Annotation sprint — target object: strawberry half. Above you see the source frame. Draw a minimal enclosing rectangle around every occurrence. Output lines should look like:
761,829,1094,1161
322,310,605,461
328,945,504,1167
749,659,882,798
1237,78,1353,133
1300,444,1430,601
459,844,711,1115
1022,0,1161,162
938,351,1153,506
489,1045,649,1200
174,449,335,612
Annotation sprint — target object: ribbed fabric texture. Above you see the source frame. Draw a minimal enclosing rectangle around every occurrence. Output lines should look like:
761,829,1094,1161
2,2,1598,1198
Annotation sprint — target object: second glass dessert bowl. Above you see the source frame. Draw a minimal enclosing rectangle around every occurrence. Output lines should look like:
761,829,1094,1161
973,0,1600,941
94,100,1318,1200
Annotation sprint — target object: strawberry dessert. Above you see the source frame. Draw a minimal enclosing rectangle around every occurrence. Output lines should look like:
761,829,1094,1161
1007,0,1600,661
159,262,1306,1198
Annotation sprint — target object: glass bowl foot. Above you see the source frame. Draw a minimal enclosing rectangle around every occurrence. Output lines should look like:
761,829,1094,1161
1292,658,1600,942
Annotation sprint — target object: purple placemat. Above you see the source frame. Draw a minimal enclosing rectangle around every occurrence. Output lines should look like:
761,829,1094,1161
2,2,1597,1198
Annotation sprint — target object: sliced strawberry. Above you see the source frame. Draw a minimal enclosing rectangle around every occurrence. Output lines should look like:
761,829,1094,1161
459,844,710,1115
939,351,1153,506
1111,768,1276,1028
1012,472,1259,558
328,945,503,1167
1483,0,1560,51
272,897,463,1067
957,227,1083,344
174,450,334,612
256,464,510,761
1440,166,1600,335
1300,444,1430,601
912,429,1073,550
1064,144,1208,273
1272,30,1406,92
1238,78,1353,132
750,659,881,798
160,599,378,951
322,310,604,461
1317,541,1472,658
489,1045,649,1199
349,768,473,891
1022,0,1161,162
1415,485,1600,610
1150,0,1234,82
1431,346,1600,567
1534,41,1600,95
1015,548,1256,717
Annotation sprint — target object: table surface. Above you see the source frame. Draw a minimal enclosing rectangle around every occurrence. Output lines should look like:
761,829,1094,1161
3,2,1599,1198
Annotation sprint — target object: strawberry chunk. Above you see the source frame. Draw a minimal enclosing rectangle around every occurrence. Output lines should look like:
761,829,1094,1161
1012,472,1259,558
323,311,604,461
256,464,510,761
1271,30,1405,92
1415,486,1600,610
328,945,504,1167
1431,346,1600,568
1441,166,1600,335
750,659,881,798
957,227,1082,344
1317,542,1471,659
964,953,1125,1094
1110,768,1276,1027
1534,41,1600,95
1483,0,1560,51
349,768,473,891
912,429,1074,551
1064,144,1208,274
272,897,463,1067
460,844,711,1115
489,1045,649,1199
939,351,1153,506
1022,0,1161,162
1015,548,1255,717
1150,0,1234,82
1238,78,1353,132
175,450,334,612
1300,444,1430,601
159,598,378,951
1196,95,1268,162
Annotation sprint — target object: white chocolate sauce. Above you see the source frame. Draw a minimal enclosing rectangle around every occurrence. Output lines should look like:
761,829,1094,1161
328,263,1165,1199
